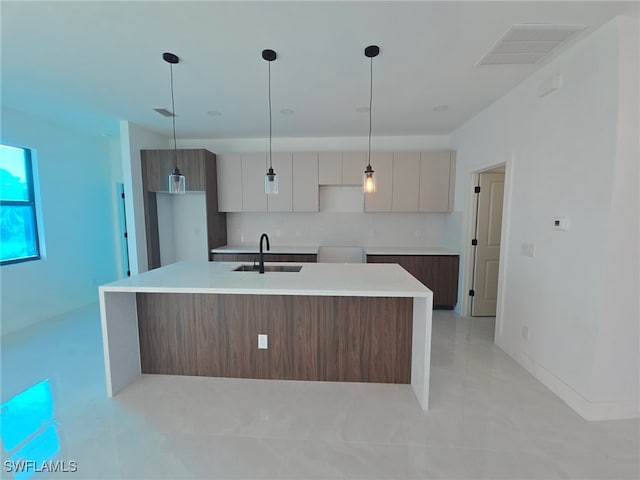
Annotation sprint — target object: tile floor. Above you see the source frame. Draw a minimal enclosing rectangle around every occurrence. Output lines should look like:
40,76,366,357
1,305,638,479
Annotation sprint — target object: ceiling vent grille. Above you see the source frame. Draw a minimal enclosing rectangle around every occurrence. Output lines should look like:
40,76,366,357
478,24,585,66
153,108,175,117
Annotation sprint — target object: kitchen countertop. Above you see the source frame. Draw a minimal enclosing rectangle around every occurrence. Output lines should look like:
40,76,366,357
211,245,320,255
100,261,430,298
364,247,459,256
212,245,458,256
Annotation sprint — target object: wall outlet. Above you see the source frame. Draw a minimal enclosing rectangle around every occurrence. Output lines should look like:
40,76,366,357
258,334,268,349
522,326,529,340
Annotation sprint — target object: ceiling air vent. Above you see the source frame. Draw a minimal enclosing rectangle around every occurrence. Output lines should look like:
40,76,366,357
153,108,174,117
478,24,585,66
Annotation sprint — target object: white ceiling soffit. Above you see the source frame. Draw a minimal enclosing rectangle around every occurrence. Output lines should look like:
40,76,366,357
479,24,585,66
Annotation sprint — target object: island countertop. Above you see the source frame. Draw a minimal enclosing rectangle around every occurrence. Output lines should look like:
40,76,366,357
100,261,430,298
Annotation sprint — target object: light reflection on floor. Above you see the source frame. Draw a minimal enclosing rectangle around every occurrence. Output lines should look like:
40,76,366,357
1,379,60,480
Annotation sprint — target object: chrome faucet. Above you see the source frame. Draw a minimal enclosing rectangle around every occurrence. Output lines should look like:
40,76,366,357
259,233,270,274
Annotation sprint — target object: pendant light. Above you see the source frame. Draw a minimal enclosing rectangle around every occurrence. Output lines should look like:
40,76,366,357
262,49,278,195
363,45,379,194
164,52,186,195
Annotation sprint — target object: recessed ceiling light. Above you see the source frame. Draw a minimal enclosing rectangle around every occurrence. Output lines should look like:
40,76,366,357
433,105,449,112
207,110,222,116
356,106,370,113
280,109,295,115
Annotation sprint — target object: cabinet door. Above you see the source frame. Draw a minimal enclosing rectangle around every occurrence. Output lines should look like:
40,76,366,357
217,153,243,212
241,153,268,212
342,152,366,185
267,153,293,212
141,150,171,192
318,152,342,185
392,152,420,212
293,152,319,212
142,150,206,192
364,152,393,212
419,151,453,212
178,150,207,191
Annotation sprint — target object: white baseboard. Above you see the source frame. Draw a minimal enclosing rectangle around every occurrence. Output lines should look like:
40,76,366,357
497,340,639,421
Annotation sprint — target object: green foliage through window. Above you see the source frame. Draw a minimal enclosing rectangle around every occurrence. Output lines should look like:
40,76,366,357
1,144,41,265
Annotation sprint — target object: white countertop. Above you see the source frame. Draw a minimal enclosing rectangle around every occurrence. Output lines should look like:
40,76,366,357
211,245,319,255
212,245,457,256
364,247,459,256
100,261,430,298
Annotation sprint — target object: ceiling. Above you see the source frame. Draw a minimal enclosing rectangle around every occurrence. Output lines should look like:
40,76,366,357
2,1,637,139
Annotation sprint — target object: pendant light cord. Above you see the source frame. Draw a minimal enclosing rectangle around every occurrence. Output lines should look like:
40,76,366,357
170,62,178,170
368,55,373,168
268,60,273,170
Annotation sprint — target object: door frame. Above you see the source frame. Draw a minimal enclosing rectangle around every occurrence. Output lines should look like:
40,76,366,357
461,155,514,340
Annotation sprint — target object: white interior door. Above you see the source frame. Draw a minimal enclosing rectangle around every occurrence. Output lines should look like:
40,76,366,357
472,172,505,316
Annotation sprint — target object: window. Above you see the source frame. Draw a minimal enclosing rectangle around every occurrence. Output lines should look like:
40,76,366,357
1,144,41,265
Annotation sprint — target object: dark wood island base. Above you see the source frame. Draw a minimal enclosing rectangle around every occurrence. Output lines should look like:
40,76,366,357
137,293,413,384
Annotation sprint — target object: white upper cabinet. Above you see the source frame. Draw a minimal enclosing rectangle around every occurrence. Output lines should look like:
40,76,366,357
342,152,367,185
241,153,268,212
392,152,420,212
318,152,342,185
292,152,319,212
217,153,243,212
267,153,293,212
364,152,393,212
217,149,455,214
419,151,455,212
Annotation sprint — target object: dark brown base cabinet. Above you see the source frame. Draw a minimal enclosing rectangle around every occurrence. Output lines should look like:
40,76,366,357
211,253,317,263
367,255,459,309
137,293,412,384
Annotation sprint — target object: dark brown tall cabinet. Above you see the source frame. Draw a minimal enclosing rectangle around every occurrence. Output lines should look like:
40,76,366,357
140,149,227,270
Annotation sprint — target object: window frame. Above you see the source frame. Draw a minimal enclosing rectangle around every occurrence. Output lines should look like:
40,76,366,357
1,145,41,266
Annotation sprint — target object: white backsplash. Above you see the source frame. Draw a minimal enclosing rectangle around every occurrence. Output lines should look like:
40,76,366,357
227,211,450,248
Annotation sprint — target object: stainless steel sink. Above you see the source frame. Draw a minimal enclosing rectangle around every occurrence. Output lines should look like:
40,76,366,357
233,264,302,273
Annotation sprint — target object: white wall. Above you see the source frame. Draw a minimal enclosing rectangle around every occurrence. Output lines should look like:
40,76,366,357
227,212,450,248
589,15,639,415
119,121,169,274
1,108,119,335
157,192,208,265
450,17,638,420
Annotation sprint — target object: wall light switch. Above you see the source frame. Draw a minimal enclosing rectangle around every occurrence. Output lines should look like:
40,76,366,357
258,334,268,349
521,242,536,257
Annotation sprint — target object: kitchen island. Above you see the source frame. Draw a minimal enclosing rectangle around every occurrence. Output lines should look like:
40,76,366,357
99,261,433,410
